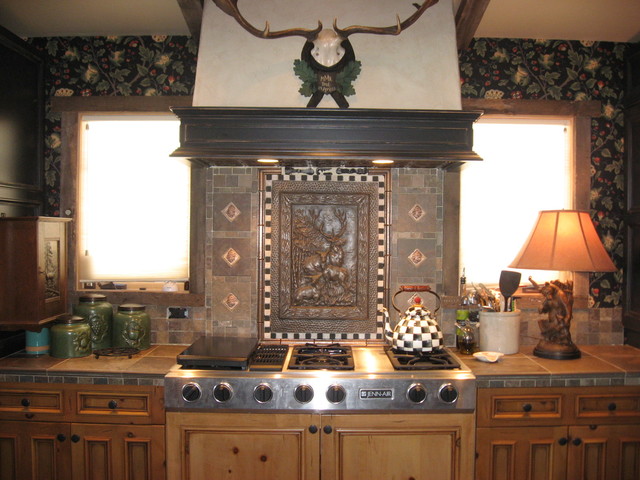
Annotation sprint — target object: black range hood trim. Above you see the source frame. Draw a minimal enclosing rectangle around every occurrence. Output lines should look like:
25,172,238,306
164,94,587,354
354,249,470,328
171,107,483,169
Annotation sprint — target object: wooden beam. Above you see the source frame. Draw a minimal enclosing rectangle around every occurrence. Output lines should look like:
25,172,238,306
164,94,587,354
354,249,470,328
455,0,491,51
462,98,602,117
177,0,204,42
50,95,193,113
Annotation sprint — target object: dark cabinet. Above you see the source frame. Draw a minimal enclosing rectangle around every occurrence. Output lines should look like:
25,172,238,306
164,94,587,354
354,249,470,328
0,25,45,216
624,43,640,347
0,217,71,330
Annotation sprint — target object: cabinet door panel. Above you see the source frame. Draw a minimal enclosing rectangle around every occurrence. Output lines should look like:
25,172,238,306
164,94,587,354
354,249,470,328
568,425,640,480
0,421,71,480
323,414,474,480
166,412,319,480
71,424,165,480
476,426,567,480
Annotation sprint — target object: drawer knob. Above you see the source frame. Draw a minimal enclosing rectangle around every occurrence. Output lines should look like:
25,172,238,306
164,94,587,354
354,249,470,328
309,425,318,434
57,434,66,442
572,437,582,446
558,437,568,446
323,425,333,434
608,402,617,411
108,400,118,410
21,398,31,407
522,403,533,412
71,434,81,443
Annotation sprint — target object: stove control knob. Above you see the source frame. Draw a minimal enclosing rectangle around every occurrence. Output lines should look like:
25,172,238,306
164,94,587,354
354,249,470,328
254,384,273,403
294,384,314,404
407,383,427,404
213,383,233,403
438,383,459,404
181,383,202,402
326,384,346,404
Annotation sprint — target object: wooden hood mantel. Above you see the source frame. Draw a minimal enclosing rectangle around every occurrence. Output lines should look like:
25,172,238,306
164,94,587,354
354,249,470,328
170,107,483,169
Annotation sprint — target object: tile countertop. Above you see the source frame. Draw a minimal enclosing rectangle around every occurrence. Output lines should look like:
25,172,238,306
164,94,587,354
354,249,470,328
0,344,188,386
0,344,639,388
459,344,640,388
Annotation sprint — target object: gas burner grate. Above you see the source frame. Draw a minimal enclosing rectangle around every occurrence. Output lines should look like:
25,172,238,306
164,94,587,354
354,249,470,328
249,344,289,371
288,343,354,370
93,347,140,359
385,346,460,370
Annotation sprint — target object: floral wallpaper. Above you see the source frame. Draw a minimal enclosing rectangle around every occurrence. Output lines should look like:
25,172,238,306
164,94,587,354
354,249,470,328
28,36,625,308
28,35,198,217
459,39,627,308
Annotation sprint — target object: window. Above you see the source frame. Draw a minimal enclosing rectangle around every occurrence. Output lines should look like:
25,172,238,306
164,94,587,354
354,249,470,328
459,118,572,286
78,114,190,288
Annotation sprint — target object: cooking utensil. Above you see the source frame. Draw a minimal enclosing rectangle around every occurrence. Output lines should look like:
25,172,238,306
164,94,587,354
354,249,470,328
499,270,521,312
381,285,444,353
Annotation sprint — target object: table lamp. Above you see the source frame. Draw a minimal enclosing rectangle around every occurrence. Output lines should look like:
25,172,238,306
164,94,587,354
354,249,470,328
509,210,617,360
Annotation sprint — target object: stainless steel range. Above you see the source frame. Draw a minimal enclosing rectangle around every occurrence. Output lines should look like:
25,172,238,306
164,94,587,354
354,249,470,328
164,338,476,412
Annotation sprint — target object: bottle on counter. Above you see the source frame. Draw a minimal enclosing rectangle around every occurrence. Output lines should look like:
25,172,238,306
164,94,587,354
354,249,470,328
113,304,150,350
50,315,92,358
73,293,113,350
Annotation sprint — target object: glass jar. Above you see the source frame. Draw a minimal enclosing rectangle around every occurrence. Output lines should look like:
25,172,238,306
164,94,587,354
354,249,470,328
50,315,92,358
113,304,150,350
73,294,112,350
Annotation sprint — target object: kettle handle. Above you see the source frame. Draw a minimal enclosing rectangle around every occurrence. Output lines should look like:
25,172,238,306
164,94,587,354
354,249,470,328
392,285,441,314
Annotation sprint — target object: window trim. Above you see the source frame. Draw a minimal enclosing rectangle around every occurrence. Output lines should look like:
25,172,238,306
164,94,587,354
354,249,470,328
54,95,205,306
447,98,601,307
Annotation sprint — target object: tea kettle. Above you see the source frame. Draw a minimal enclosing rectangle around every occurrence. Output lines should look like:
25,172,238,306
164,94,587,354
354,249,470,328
381,285,444,353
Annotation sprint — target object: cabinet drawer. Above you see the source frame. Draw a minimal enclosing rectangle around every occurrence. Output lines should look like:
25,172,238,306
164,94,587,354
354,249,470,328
478,389,565,426
71,386,164,424
0,386,66,419
575,393,640,421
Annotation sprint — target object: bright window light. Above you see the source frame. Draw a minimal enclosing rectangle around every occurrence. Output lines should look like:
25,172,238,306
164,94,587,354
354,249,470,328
460,118,572,286
78,115,190,282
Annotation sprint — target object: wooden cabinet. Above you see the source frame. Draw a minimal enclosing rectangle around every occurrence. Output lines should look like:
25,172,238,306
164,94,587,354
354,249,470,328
0,217,71,330
0,383,165,480
476,386,640,480
624,42,640,347
166,411,475,480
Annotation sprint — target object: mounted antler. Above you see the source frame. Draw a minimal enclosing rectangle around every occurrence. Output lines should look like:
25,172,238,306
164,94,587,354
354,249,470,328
212,0,322,40
334,1,439,37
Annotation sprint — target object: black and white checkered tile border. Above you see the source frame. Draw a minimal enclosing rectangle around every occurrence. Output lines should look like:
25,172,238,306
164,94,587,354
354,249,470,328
263,168,386,341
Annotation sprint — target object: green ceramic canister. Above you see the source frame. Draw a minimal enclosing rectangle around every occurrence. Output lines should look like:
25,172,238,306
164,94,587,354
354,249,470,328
50,315,92,358
113,304,150,350
73,293,113,350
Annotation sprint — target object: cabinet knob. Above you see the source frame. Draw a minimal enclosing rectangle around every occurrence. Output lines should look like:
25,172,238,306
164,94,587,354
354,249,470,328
308,425,318,434
572,437,582,446
71,434,81,443
522,403,532,412
108,400,118,410
608,402,617,411
57,434,66,442
323,425,333,434
558,437,568,446
21,398,31,407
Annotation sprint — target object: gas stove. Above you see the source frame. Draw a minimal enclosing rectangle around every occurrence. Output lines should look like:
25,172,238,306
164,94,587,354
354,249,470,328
164,340,476,412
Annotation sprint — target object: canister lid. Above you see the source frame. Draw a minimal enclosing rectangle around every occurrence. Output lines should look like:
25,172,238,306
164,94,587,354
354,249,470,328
55,314,86,324
79,293,107,303
118,303,146,312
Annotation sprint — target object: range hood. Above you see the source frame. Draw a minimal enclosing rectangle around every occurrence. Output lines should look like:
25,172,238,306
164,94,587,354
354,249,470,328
171,107,482,169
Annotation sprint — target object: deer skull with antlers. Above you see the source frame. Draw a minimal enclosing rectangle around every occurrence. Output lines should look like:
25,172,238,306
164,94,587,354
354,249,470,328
211,0,439,108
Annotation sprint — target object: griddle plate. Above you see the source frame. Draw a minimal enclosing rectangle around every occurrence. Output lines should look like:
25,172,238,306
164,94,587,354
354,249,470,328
177,336,258,370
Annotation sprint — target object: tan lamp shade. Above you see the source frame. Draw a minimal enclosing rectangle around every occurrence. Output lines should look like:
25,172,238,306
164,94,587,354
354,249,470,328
509,210,617,273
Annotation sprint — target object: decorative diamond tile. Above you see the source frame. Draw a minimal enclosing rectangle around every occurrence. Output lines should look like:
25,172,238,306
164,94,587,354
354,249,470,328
222,248,241,267
222,293,240,311
221,202,241,222
408,249,426,266
409,204,425,221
